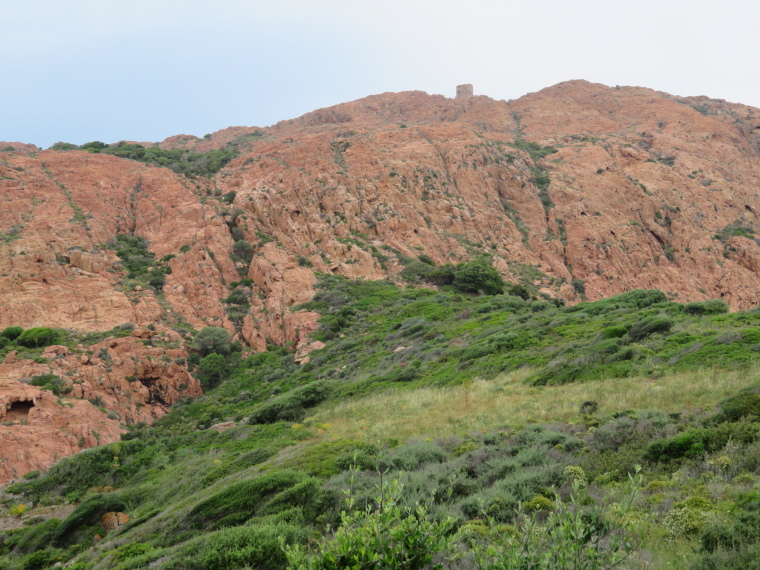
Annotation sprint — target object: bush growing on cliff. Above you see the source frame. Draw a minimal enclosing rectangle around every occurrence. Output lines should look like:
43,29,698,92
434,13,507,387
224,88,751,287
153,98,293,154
192,327,232,357
16,328,56,348
1,326,24,340
174,522,305,570
197,353,230,391
49,142,79,151
401,256,505,295
453,257,505,295
714,388,760,422
107,233,173,290
29,374,68,396
76,139,245,177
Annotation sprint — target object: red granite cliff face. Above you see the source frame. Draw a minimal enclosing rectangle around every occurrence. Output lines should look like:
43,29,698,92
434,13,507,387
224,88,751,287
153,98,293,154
0,332,201,483
1,80,760,481
216,81,760,320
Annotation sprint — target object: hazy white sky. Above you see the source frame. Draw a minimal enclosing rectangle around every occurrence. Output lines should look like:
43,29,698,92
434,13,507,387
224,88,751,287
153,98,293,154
3,0,758,148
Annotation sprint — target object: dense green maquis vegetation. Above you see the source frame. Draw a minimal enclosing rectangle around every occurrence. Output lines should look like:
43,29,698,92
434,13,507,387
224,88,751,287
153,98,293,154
4,278,760,568
48,131,265,178
108,234,173,290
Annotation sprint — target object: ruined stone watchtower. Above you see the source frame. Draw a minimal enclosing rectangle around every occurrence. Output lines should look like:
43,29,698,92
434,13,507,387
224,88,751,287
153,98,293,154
455,84,473,99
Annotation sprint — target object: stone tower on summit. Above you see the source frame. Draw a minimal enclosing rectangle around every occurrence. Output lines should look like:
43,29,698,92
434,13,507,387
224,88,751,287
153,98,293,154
455,84,473,99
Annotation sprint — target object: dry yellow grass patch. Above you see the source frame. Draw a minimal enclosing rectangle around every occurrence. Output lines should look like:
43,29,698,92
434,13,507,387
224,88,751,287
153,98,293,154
305,366,760,443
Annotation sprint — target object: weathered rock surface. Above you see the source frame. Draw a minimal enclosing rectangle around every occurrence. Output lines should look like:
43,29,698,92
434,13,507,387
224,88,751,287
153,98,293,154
0,336,200,483
218,81,760,310
3,81,760,341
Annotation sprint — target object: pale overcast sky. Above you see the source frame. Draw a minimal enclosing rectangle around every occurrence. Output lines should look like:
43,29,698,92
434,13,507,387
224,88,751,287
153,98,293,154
2,0,758,148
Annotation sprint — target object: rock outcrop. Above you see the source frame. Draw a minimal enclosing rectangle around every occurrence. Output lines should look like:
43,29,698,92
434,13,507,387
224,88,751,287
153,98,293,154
0,336,200,483
3,79,760,479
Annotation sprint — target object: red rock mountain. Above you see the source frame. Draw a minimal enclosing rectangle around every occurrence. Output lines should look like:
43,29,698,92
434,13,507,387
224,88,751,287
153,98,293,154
2,79,760,481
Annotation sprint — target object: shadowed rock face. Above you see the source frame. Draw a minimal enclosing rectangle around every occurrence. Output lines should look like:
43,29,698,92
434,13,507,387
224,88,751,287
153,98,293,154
2,79,760,479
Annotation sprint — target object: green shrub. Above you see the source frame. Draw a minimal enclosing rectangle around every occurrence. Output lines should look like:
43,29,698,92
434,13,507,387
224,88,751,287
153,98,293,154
379,441,448,471
453,258,505,295
698,492,760,560
249,380,334,424
111,542,153,563
232,240,253,265
645,423,760,462
572,279,586,296
1,326,23,340
200,448,278,486
399,260,437,284
191,327,232,357
197,353,229,391
467,474,644,570
684,299,729,315
16,328,56,348
612,289,668,308
29,374,68,396
524,494,554,511
599,325,628,339
185,470,306,530
82,140,243,177
335,446,379,472
4,519,61,555
627,316,674,342
716,389,760,422
22,549,66,570
715,222,756,242
174,522,304,570
507,139,559,161
52,494,126,546
282,440,374,478
260,477,325,519
49,142,80,151
506,283,531,300
6,441,144,502
692,544,760,570
284,478,455,570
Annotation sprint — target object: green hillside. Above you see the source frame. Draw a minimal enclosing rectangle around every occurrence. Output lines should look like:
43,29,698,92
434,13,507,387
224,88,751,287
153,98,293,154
3,277,760,569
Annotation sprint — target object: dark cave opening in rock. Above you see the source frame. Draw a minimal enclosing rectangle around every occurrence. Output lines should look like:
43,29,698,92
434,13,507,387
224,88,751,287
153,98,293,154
6,400,34,423
139,376,170,407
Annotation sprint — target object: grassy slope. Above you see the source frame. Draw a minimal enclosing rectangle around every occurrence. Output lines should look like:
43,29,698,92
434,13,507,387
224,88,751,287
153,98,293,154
3,278,760,568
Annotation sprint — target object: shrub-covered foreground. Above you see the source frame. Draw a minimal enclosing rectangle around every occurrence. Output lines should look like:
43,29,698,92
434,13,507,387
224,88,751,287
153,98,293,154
3,280,760,568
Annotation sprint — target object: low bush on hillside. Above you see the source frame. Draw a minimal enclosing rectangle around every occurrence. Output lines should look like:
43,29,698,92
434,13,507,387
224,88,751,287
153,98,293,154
191,327,232,357
186,470,307,529
249,380,335,424
684,299,729,315
16,327,57,348
108,234,171,290
29,374,69,395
